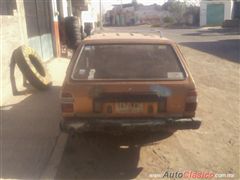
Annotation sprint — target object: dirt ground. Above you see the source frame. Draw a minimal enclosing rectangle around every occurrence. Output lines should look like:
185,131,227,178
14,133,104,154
56,27,240,179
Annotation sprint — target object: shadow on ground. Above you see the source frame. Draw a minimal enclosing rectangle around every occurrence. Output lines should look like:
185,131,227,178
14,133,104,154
0,86,61,179
56,130,175,180
182,27,240,36
181,39,240,63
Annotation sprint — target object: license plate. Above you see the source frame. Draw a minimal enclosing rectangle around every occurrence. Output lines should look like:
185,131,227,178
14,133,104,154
115,103,144,113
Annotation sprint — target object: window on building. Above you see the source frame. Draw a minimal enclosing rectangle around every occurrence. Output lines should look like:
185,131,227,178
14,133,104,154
0,0,17,15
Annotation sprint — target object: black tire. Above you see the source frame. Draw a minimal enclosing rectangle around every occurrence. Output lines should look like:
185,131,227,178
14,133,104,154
13,45,52,90
64,16,82,49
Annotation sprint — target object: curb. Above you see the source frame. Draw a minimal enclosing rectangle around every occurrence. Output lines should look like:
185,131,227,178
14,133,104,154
40,133,68,180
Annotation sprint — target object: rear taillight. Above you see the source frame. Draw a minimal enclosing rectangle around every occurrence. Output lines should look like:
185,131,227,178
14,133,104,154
61,103,73,113
61,92,74,113
185,90,197,112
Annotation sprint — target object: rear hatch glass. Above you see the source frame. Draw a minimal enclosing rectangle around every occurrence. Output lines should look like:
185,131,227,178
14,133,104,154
72,44,186,80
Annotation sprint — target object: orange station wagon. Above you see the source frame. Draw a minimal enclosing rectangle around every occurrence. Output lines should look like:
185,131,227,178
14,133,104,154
60,33,201,133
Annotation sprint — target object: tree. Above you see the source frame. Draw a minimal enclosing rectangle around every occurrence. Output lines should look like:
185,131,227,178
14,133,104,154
162,0,187,24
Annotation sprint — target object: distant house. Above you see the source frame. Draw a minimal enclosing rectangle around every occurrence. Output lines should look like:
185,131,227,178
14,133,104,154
135,4,169,25
104,3,169,26
200,0,234,26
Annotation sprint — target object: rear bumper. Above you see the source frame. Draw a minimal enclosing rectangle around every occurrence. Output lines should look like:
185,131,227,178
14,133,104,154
60,117,202,134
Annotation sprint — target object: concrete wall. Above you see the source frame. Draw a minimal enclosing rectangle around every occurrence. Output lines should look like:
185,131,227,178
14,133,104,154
0,0,28,105
200,0,234,26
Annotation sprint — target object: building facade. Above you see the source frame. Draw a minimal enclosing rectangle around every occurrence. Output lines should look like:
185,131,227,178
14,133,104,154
200,0,234,26
0,0,88,104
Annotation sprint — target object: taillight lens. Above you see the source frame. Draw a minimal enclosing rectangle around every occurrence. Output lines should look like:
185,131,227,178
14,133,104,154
61,92,74,113
61,103,73,113
185,90,197,112
185,103,197,112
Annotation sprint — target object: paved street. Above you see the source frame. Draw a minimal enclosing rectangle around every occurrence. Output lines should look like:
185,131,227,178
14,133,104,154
104,26,239,63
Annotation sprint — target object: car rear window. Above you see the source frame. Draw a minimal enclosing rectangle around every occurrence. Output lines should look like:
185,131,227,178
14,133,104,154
72,44,186,80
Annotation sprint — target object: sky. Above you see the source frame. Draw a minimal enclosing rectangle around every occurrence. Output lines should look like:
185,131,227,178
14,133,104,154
91,0,200,12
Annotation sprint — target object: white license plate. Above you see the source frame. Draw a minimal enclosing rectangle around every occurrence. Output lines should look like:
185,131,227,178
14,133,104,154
115,103,144,113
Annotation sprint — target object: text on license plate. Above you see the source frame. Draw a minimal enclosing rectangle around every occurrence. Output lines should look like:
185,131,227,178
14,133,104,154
115,103,144,113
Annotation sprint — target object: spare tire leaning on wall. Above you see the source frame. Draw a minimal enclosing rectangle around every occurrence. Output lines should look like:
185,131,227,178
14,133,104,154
13,45,52,90
64,16,82,49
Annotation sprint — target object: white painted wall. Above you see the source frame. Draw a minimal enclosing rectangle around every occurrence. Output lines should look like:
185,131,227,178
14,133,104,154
51,0,59,22
62,0,69,17
81,2,97,31
200,0,234,26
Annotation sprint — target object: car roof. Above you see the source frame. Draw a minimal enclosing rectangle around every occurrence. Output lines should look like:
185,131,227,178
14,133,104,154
83,33,175,45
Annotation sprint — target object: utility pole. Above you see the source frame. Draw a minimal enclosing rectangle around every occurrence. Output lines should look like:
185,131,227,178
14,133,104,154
99,0,103,30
